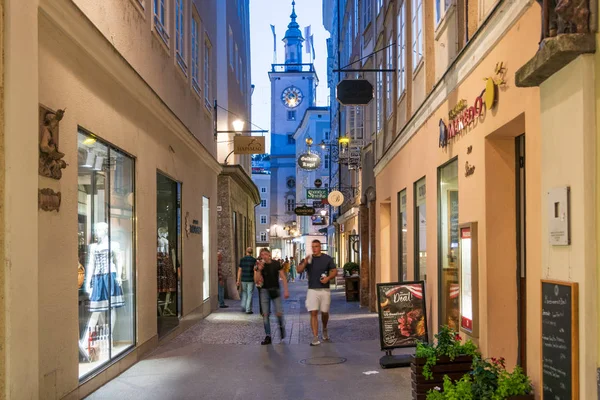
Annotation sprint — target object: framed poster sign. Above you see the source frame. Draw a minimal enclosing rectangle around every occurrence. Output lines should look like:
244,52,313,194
376,281,428,350
541,280,579,400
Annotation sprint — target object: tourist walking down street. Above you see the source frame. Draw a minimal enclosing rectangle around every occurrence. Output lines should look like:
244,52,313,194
237,247,256,314
283,257,291,282
255,248,289,345
296,240,337,346
217,250,229,308
289,256,297,282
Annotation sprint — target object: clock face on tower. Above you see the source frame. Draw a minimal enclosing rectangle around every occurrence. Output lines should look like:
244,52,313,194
281,86,304,108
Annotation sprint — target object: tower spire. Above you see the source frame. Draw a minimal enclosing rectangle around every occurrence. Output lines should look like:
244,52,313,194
283,0,304,65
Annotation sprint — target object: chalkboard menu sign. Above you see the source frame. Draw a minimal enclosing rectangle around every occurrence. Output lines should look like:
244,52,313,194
541,280,579,400
377,281,428,350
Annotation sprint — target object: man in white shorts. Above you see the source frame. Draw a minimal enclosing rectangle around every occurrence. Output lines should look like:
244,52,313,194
297,240,337,346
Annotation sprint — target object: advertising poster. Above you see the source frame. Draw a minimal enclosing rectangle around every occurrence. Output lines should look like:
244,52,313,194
377,281,428,350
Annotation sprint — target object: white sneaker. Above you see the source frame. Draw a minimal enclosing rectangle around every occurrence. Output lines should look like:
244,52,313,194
322,330,330,342
310,337,321,346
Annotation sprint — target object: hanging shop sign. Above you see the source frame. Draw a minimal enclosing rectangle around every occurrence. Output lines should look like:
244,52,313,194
314,178,323,188
328,190,344,207
298,152,321,170
313,200,324,208
311,215,327,225
233,136,266,154
294,206,316,216
336,79,374,106
439,77,501,148
307,188,328,200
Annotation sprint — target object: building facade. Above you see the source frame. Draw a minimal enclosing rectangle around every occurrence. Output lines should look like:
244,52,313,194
268,2,319,259
293,107,331,260
0,0,237,397
252,155,272,255
324,0,598,398
215,0,260,301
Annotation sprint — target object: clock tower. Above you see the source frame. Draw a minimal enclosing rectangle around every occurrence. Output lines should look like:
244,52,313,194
268,1,318,256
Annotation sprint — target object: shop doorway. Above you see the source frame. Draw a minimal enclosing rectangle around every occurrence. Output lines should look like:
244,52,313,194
157,173,182,338
515,135,527,369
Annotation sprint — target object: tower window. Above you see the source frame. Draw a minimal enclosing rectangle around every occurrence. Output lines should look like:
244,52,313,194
287,111,297,121
287,134,296,145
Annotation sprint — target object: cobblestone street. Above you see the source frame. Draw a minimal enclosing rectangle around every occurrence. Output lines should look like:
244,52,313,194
87,281,412,399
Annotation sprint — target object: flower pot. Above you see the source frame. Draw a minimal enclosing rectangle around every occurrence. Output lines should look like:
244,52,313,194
410,355,473,400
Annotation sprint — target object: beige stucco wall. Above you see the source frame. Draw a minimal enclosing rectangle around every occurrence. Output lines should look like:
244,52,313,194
4,0,41,398
72,0,217,150
375,3,541,382
540,55,597,400
36,5,218,399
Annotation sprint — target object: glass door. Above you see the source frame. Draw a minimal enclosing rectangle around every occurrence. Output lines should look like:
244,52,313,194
438,159,459,330
157,173,182,337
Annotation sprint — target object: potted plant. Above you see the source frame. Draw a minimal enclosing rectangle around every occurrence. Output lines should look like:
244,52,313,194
426,356,534,400
342,261,359,276
411,326,479,399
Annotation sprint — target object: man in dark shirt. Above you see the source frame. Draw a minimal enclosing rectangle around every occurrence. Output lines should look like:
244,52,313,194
297,240,337,346
237,247,257,314
255,248,289,345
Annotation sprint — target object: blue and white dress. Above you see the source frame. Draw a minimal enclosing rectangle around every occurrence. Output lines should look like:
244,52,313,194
89,248,125,312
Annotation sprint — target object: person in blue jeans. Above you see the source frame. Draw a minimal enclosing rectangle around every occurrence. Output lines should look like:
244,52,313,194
237,247,256,314
255,248,289,345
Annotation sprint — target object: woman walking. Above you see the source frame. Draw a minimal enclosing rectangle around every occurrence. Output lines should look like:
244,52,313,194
289,256,297,282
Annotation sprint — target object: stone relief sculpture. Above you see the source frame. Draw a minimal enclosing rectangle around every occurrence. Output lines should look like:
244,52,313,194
38,188,61,212
537,0,590,37
39,107,67,180
555,0,590,34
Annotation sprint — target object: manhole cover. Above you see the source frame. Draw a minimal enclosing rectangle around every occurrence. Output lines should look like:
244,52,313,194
299,357,347,366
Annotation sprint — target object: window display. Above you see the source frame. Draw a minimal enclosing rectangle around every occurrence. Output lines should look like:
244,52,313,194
438,160,459,330
77,131,135,380
414,178,427,281
157,173,182,337
398,189,407,281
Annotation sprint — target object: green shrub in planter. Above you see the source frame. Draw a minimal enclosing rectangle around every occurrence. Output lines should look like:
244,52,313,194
342,262,359,276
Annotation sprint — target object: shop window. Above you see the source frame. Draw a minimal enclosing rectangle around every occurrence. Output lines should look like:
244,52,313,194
202,197,210,301
414,177,426,281
398,189,408,281
438,159,459,330
77,131,135,379
156,173,182,337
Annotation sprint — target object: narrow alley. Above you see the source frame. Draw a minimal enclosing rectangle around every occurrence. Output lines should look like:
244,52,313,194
86,282,412,399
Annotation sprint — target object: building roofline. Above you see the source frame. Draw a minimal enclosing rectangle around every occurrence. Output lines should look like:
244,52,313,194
293,107,330,140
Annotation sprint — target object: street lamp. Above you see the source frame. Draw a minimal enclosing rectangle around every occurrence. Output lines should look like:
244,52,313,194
213,100,268,164
232,119,245,133
320,209,327,216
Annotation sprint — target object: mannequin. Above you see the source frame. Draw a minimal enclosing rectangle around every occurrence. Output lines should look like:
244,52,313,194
79,222,125,360
157,227,177,316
